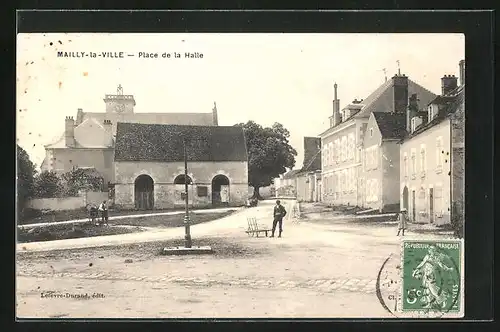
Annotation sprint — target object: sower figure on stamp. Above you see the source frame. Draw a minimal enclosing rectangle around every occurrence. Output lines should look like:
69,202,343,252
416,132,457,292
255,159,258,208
271,200,287,238
397,208,408,236
412,245,454,309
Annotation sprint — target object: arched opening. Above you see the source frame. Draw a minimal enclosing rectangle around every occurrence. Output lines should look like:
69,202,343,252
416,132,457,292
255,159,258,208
211,174,230,207
174,174,193,185
173,174,194,206
134,174,154,210
402,186,409,212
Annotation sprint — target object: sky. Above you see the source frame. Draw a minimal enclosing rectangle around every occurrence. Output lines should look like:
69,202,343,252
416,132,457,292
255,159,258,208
16,33,464,169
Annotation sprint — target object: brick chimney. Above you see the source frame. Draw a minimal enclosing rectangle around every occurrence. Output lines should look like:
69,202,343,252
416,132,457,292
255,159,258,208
331,83,341,127
392,74,409,113
103,119,112,132
459,60,465,86
76,108,84,125
65,116,75,147
406,94,420,133
441,75,458,95
212,101,218,126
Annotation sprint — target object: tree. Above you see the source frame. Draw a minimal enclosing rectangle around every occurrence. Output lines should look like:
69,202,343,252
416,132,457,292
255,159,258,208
61,168,104,196
235,121,297,199
33,170,63,198
17,145,36,214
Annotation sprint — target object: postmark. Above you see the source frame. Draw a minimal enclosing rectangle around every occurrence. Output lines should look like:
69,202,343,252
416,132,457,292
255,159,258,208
399,239,464,318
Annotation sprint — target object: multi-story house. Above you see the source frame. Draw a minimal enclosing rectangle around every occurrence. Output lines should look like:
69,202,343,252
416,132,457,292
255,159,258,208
399,61,465,224
362,111,406,212
319,74,437,207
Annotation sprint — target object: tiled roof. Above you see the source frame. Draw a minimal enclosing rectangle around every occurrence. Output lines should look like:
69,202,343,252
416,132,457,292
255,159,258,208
372,112,407,139
78,112,215,135
354,78,437,118
353,79,394,118
302,137,322,172
401,85,464,142
320,76,437,137
114,123,248,162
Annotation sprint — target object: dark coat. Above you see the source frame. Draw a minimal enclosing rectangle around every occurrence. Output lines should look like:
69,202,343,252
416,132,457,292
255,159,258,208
273,205,287,220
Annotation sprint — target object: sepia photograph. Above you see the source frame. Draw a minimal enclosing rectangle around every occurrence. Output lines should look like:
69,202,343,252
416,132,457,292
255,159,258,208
16,32,465,319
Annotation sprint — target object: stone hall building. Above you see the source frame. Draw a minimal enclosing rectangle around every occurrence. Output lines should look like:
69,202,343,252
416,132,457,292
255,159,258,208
113,123,249,210
41,85,219,188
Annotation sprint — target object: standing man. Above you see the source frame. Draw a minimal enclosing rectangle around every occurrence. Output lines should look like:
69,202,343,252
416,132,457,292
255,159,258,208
98,200,109,226
271,200,287,238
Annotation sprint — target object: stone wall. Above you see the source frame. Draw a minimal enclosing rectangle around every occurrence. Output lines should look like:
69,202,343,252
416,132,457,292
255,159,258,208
26,191,109,211
451,92,465,235
114,161,248,209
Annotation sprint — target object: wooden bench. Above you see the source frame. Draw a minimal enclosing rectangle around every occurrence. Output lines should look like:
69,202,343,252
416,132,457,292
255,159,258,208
246,217,272,237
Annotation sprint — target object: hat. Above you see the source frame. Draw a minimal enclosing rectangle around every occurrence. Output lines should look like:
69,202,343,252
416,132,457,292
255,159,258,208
401,208,407,212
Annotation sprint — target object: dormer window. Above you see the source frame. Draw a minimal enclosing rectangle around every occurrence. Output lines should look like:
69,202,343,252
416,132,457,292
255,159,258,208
341,109,351,122
428,104,439,121
411,117,423,133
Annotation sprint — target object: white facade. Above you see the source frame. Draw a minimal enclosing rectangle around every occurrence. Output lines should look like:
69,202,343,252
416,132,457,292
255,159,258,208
400,119,451,224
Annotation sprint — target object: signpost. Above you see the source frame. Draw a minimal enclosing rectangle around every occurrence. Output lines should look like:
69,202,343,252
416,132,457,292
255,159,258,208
162,137,213,255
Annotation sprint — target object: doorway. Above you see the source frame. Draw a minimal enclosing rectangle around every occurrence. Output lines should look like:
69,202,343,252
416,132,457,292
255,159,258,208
411,190,416,222
402,186,409,212
211,175,230,207
134,174,154,210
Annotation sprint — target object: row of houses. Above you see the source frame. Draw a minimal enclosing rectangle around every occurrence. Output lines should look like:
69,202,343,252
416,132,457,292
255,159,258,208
277,60,465,225
41,85,249,210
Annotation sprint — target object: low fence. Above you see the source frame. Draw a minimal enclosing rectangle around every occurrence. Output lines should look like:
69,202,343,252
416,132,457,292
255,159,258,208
26,191,109,211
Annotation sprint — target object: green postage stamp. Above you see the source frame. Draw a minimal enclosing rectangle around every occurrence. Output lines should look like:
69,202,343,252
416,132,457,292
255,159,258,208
400,239,464,318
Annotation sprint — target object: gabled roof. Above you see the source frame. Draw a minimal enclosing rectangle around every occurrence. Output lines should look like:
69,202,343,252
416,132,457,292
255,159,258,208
400,85,464,142
44,118,114,149
372,112,407,140
353,79,394,118
114,123,248,162
354,78,437,119
78,112,215,135
320,76,437,137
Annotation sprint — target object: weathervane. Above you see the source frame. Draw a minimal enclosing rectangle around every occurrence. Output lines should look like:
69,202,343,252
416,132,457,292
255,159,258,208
396,60,401,75
117,84,123,95
382,68,387,82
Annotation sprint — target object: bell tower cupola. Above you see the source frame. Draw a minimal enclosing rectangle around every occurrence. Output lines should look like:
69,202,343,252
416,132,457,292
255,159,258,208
103,84,136,113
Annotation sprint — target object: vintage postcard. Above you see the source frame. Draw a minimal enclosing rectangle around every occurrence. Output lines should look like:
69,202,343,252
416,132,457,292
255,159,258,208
16,32,465,319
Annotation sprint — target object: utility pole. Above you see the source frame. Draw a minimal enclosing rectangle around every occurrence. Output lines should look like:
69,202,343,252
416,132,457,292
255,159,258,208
183,138,192,248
